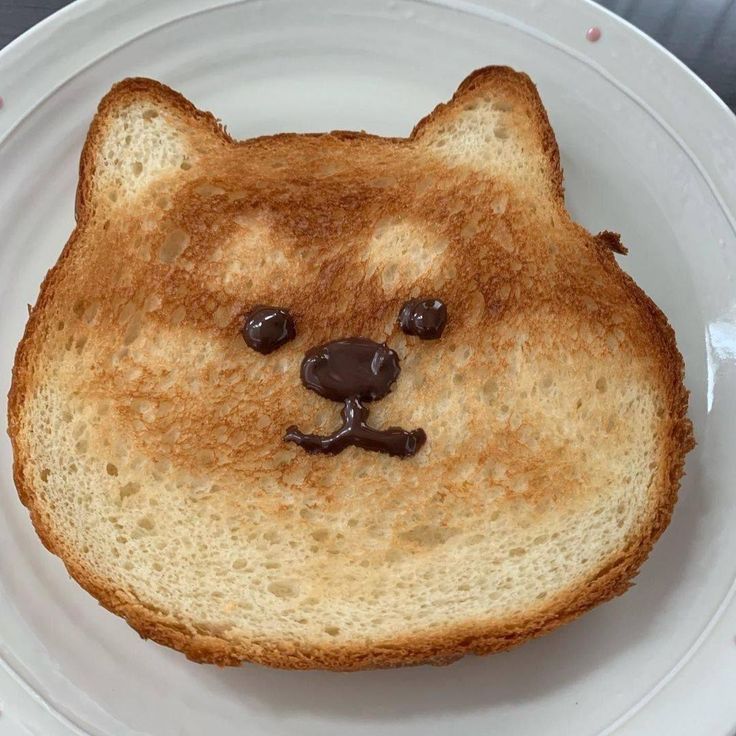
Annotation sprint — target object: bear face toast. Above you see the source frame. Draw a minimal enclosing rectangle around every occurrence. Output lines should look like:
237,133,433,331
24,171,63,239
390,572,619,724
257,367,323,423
8,67,693,670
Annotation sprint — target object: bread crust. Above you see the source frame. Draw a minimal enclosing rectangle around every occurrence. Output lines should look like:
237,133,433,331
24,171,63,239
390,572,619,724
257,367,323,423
7,67,694,670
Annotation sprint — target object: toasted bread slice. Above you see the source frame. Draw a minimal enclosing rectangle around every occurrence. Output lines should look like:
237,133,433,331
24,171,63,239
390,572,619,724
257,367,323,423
8,68,693,670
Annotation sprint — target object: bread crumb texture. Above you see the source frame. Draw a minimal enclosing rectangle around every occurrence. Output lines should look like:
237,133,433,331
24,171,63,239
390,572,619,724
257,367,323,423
8,68,693,670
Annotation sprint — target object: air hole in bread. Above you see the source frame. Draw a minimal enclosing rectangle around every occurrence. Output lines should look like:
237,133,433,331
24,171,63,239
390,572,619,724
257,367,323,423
596,377,607,393
124,317,142,345
324,626,340,637
316,161,340,177
195,183,226,197
398,525,458,547
415,176,434,195
180,160,192,171
142,109,158,120
482,378,498,403
170,305,186,324
138,516,155,532
461,215,481,239
158,229,189,264
491,192,509,214
212,305,231,329
119,481,141,502
494,127,509,140
119,302,136,322
510,475,529,493
106,463,118,477
382,263,398,289
268,581,298,599
132,161,143,176
493,221,514,253
82,302,99,324
143,294,161,312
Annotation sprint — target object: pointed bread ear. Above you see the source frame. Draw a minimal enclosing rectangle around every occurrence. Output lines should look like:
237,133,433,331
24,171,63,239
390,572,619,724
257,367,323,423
76,78,230,218
411,66,563,204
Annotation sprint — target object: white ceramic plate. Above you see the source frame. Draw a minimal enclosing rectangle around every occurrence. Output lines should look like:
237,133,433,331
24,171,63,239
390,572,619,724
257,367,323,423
1,1,735,734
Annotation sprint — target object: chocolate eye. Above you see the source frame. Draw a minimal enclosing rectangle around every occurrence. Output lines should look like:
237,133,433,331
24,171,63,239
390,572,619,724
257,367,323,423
242,306,296,354
398,298,448,340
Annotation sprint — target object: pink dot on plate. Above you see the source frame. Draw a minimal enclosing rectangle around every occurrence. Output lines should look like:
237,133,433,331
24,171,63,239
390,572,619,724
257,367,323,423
586,26,602,42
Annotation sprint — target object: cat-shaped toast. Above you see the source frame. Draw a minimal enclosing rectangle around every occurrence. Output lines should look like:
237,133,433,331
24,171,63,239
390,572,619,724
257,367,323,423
9,68,692,669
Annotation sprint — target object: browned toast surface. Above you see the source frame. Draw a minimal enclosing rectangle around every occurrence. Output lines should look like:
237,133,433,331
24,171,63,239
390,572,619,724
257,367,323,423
8,67,693,669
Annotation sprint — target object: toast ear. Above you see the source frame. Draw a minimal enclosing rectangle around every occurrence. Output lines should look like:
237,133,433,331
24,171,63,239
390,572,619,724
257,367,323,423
411,66,563,204
76,78,230,218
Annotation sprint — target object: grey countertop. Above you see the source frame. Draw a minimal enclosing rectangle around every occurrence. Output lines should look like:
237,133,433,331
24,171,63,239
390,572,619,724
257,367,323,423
1,0,735,111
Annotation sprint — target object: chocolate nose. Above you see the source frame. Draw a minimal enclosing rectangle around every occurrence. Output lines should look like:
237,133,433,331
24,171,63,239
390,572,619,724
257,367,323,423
300,338,400,402
287,336,425,458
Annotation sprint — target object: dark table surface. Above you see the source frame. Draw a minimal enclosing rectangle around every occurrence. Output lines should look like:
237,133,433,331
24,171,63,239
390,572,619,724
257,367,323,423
0,0,735,112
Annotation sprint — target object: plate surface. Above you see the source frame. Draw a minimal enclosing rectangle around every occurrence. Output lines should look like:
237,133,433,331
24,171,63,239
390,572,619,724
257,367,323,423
1,1,735,734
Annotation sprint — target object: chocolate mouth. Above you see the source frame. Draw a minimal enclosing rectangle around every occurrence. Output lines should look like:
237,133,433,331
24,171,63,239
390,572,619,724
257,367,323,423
284,338,426,458
285,395,426,458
